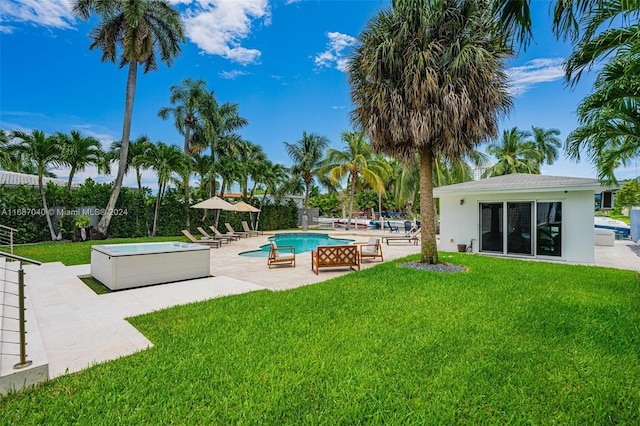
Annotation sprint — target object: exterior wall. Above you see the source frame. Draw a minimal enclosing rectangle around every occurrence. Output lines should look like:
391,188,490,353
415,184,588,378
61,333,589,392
438,190,595,263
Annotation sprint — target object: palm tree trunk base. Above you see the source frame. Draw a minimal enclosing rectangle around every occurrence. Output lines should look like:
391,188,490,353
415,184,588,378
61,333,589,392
90,228,108,240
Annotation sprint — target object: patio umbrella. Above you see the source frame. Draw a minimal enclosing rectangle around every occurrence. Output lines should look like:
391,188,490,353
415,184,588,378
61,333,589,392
190,196,236,228
233,201,260,213
233,201,261,230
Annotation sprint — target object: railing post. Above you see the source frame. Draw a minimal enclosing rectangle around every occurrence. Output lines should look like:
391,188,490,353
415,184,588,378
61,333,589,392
13,262,32,370
9,230,13,255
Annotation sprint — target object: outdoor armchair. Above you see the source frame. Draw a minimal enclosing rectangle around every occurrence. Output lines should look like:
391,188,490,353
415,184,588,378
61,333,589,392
267,241,296,268
354,237,384,262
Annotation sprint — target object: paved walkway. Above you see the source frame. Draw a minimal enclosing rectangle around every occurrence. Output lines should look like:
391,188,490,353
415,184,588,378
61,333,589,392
8,230,640,383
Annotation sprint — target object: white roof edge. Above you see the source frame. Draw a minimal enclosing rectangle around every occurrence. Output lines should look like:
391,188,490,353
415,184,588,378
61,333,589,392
434,183,607,197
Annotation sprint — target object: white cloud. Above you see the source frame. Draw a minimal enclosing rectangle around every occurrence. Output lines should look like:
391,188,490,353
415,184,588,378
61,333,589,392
3,0,269,66
179,0,269,65
70,125,116,150
218,69,251,80
507,58,565,95
332,105,345,110
0,0,75,30
314,31,357,72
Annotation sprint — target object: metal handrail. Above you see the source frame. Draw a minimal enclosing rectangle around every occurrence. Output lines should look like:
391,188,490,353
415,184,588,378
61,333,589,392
1,251,41,371
0,225,18,255
0,252,41,266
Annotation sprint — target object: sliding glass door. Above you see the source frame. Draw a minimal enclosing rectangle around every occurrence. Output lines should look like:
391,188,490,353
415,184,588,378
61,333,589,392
536,202,562,257
506,202,533,256
479,201,562,257
479,203,503,253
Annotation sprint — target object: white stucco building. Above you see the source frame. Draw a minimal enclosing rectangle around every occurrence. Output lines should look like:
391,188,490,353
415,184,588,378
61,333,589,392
433,174,607,264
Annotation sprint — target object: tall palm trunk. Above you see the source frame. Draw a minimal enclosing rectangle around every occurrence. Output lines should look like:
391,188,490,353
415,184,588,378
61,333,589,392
346,175,356,230
419,148,438,264
93,60,137,239
183,125,191,227
136,169,143,192
152,181,163,237
39,177,57,240
66,171,75,196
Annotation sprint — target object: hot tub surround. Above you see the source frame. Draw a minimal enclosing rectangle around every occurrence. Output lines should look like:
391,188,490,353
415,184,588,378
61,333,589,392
91,242,210,291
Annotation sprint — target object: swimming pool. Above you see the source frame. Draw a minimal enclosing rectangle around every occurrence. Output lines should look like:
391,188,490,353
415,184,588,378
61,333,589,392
239,233,354,257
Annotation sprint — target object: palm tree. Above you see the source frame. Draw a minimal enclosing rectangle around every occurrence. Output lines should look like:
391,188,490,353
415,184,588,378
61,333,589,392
349,0,513,264
158,78,209,210
284,131,330,230
110,135,154,192
322,131,390,230
254,161,289,231
256,161,289,207
56,130,102,195
483,127,542,177
565,53,640,183
560,0,638,84
494,0,600,48
191,92,248,196
158,78,209,155
239,142,267,200
0,129,13,170
191,153,214,200
11,130,62,240
73,0,184,239
530,126,561,165
216,151,245,198
142,142,186,237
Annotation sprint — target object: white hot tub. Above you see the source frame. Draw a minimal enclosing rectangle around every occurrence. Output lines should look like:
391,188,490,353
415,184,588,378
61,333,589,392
91,242,211,291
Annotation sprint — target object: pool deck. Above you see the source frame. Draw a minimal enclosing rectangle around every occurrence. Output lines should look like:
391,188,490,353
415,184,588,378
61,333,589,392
1,229,638,394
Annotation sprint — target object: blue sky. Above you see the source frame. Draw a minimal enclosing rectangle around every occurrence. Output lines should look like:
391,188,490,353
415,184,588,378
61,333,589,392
1,0,637,190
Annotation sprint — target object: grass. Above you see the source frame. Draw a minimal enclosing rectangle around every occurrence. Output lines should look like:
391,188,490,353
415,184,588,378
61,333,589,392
0,236,189,265
595,211,631,225
78,275,111,295
1,251,639,424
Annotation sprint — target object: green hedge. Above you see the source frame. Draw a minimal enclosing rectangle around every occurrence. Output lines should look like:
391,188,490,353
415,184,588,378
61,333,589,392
0,181,298,243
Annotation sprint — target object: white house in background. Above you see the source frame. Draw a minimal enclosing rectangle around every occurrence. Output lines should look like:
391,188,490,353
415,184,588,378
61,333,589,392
433,174,608,264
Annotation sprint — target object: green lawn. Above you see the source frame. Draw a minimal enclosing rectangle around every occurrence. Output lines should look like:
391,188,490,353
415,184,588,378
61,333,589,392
595,212,631,225
0,236,189,265
1,250,639,424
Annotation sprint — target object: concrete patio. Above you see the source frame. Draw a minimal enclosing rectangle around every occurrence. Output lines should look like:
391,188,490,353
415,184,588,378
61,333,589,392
1,229,637,394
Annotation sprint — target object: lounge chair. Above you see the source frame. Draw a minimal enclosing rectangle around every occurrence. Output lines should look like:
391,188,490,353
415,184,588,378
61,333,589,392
386,220,399,233
382,227,420,245
267,241,296,268
225,223,251,238
196,226,230,244
241,220,263,236
181,230,221,248
354,237,384,262
209,225,240,241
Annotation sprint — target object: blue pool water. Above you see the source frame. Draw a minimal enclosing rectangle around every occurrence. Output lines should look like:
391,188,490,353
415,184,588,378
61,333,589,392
239,233,354,257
